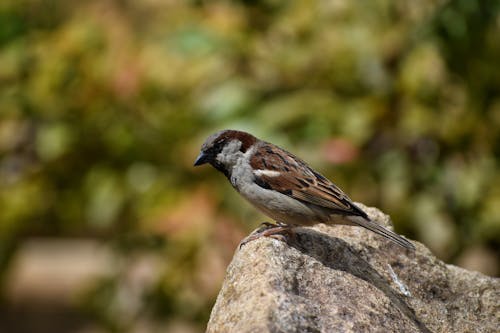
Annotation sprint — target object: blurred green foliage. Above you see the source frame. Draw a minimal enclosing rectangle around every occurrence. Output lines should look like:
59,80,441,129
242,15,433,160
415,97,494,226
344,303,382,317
0,0,499,331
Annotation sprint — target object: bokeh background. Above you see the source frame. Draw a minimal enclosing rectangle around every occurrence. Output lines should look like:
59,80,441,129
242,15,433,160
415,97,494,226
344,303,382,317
1,0,499,332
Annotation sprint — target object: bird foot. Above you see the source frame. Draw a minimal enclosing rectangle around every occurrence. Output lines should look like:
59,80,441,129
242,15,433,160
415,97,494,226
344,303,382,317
239,222,296,249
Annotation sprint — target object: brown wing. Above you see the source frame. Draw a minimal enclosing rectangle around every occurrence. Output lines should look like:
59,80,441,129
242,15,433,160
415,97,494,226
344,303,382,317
250,143,368,219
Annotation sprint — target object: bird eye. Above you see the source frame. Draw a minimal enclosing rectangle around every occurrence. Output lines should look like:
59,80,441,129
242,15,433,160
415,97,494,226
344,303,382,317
210,139,226,154
213,139,225,149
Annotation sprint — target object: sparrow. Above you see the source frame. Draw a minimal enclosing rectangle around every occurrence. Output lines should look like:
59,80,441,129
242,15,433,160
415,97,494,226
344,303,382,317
194,129,415,251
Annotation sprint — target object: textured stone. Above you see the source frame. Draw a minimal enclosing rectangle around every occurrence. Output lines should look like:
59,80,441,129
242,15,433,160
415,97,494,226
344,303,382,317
207,204,500,333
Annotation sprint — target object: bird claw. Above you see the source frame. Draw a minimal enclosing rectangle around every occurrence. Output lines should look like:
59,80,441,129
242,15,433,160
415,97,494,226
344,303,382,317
239,222,296,249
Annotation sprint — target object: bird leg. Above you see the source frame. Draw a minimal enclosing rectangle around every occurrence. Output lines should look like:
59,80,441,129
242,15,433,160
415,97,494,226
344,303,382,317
239,222,296,248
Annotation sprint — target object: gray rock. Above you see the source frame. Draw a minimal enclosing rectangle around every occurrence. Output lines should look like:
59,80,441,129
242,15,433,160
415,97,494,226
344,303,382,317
207,204,500,333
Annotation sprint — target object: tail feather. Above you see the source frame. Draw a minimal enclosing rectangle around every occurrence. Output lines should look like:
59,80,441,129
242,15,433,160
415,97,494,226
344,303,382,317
349,216,415,251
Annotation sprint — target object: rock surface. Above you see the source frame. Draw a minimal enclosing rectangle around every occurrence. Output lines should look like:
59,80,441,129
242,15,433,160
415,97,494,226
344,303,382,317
207,204,500,333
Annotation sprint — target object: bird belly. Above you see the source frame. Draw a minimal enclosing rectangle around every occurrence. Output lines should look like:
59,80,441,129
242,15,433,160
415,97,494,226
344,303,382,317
236,181,328,226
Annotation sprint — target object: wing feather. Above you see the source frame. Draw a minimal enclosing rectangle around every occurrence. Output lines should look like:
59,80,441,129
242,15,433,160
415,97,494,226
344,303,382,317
250,143,415,251
250,143,367,218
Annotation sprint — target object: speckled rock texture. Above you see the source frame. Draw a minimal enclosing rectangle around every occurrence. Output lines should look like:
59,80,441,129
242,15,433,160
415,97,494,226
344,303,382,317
207,204,499,333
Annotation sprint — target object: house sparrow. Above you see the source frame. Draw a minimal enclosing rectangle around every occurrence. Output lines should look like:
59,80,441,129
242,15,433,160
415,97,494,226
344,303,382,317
194,130,415,251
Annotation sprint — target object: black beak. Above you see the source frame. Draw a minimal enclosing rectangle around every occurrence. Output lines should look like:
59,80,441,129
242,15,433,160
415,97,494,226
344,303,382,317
194,152,210,166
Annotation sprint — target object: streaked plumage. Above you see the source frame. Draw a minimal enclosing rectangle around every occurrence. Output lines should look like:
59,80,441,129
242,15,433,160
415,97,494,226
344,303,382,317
194,130,415,251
